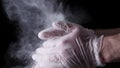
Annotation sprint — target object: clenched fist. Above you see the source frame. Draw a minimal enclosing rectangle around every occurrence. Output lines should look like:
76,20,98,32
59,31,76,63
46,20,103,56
32,21,104,68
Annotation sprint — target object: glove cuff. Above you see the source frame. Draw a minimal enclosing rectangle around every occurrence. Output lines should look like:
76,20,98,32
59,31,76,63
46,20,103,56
92,35,105,66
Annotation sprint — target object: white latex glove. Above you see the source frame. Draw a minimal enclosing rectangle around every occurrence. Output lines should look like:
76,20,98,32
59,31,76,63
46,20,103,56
32,21,104,68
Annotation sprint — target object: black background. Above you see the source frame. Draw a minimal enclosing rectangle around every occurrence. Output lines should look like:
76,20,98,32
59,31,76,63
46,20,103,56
0,0,120,68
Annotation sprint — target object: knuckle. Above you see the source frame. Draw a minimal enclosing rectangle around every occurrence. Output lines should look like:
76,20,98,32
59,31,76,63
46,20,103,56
58,40,70,47
60,49,68,56
49,55,60,63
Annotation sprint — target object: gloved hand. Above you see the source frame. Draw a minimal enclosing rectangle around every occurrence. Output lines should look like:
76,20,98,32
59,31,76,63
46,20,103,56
32,21,104,68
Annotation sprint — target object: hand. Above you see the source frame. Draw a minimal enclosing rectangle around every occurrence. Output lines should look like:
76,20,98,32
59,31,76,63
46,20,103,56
32,21,104,68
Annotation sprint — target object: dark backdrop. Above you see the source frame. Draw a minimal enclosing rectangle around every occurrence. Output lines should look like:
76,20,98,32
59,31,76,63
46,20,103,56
0,0,120,68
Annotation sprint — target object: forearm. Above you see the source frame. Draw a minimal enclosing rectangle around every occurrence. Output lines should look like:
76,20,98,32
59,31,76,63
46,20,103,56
94,28,120,36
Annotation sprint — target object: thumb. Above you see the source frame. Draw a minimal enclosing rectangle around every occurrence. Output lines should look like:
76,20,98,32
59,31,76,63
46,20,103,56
38,27,66,40
38,21,81,40
53,21,80,33
54,21,85,40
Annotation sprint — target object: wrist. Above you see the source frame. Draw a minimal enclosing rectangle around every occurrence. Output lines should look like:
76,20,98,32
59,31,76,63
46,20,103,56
100,34,120,63
99,36,112,63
